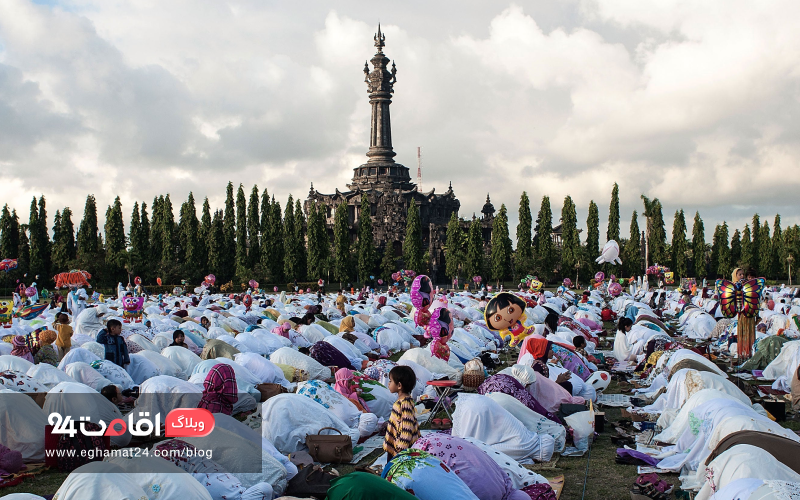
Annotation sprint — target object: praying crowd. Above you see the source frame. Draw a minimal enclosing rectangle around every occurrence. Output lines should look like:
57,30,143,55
1,267,800,500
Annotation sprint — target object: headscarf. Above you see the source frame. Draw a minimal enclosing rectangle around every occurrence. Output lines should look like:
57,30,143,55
378,296,387,307
334,368,357,399
478,374,561,424
523,338,551,361
339,316,356,333
511,364,537,387
197,363,238,415
272,322,292,339
10,336,33,363
732,267,743,283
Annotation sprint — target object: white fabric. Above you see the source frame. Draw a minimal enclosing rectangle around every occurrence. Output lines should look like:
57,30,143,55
63,362,113,391
190,359,261,400
57,347,100,371
268,347,330,381
296,380,363,428
45,382,131,447
125,353,162,385
324,335,365,368
655,389,749,444
667,349,728,378
211,412,297,480
105,455,214,500
234,352,291,388
398,348,462,384
485,392,567,452
261,393,360,455
459,436,550,490
72,307,105,339
697,445,800,500
80,341,105,360
452,393,554,463
54,462,150,500
135,349,183,379
26,363,76,389
128,376,203,428
0,354,35,374
127,333,161,353
91,360,135,390
161,346,202,379
0,389,47,461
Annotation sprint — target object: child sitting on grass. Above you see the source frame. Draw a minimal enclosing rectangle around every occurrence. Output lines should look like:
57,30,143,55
383,366,420,459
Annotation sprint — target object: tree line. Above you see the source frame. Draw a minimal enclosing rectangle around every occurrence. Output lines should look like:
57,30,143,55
0,182,798,290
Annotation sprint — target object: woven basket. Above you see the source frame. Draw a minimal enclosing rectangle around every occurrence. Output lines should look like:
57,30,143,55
462,370,485,390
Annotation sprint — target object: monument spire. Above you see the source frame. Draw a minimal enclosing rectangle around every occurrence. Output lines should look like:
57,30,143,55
350,25,411,190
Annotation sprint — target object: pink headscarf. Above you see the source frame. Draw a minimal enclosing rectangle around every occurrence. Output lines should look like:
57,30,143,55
334,367,366,407
272,323,292,339
10,336,33,363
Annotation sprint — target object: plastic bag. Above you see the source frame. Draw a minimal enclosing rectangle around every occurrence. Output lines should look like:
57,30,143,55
564,401,595,455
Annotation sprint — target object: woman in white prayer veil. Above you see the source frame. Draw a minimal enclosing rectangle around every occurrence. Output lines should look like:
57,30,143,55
696,445,800,500
53,462,150,500
72,305,107,339
452,393,555,464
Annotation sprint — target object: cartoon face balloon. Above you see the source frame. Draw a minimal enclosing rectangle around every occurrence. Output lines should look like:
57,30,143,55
243,294,253,309
595,240,622,265
205,274,216,285
134,276,142,285
484,293,532,346
608,282,622,297
563,278,572,288
0,300,12,325
426,307,453,340
595,272,605,282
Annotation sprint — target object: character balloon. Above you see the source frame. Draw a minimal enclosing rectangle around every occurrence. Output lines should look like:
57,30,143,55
596,240,622,265
134,276,142,286
249,280,259,290
205,274,216,286
0,259,18,273
0,300,12,326
410,275,434,327
427,307,453,361
484,292,533,347
594,272,605,282
608,282,622,297
273,286,279,292
122,296,145,321
563,278,572,288
243,294,253,311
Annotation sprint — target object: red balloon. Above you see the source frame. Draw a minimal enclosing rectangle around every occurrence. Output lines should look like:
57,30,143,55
134,276,142,285
157,277,162,286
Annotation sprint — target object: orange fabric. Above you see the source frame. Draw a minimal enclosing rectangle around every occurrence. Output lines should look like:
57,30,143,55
525,337,550,360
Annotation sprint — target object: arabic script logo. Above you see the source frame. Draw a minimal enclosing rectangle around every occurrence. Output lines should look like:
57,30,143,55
165,408,215,437
47,408,215,438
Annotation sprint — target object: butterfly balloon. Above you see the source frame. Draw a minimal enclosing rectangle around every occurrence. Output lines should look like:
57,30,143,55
715,278,764,318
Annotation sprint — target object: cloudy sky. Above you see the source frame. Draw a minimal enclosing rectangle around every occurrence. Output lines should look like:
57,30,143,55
1,0,799,241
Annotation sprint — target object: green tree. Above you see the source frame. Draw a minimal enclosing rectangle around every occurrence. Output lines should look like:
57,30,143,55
140,202,150,263
445,211,462,280
208,210,225,278
515,192,533,275
128,202,145,277
197,198,211,274
161,195,176,267
717,222,731,278
741,224,752,268
283,195,296,281
294,199,307,281
758,220,771,276
380,241,397,282
560,197,580,276
586,200,600,262
51,210,63,271
751,214,761,271
258,189,271,278
77,195,100,265
671,210,688,278
491,204,513,282
38,196,51,276
357,194,376,283
333,202,350,285
247,186,260,269
17,225,30,278
104,196,126,281
28,197,45,278
150,196,163,269
178,193,201,281
307,203,325,280
0,206,20,261
269,198,284,282
534,196,556,281
641,196,667,265
222,182,236,281
464,217,484,280
771,215,784,280
607,182,620,242
60,207,76,263
691,212,705,277
730,229,741,268
623,211,641,277
403,200,423,272
784,225,799,283
235,184,248,280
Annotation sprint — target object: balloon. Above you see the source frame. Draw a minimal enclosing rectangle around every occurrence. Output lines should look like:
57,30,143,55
378,279,384,285
134,276,142,285
392,272,401,282
248,279,259,289
205,274,216,285
194,287,203,294
25,286,36,297
594,272,605,282
370,275,375,280
0,258,18,272
608,282,622,297
53,270,92,289
273,286,279,292
609,275,616,281
172,287,183,296
562,278,572,287
157,277,162,286
243,295,253,309
595,240,622,265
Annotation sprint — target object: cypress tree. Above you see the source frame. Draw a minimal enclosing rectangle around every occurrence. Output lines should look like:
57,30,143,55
534,196,556,281
269,198,284,282
357,194,376,283
623,211,641,276
730,229,741,268
771,215,783,279
741,224,752,269
17,225,30,277
222,182,236,281
235,184,248,280
691,212,705,277
77,195,100,263
197,198,211,273
671,210,688,278
307,203,322,279
491,204,513,282
718,222,731,278
333,202,350,285
560,197,580,276
403,200,423,272
140,202,150,262
586,200,600,261
784,225,798,282
259,189,272,278
104,196,126,281
380,240,396,282
61,207,76,261
283,195,296,281
751,215,761,268
0,205,19,260
51,210,62,271
208,210,225,278
179,193,200,281
445,211,462,280
28,197,44,278
758,221,771,276
650,200,667,265
38,196,51,276
161,194,175,267
128,202,144,276
710,224,722,278
248,186,260,269
465,217,484,280
150,196,164,268
294,199,307,281
515,192,533,275
607,182,620,242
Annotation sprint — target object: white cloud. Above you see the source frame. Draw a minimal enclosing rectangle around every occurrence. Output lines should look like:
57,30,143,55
0,0,798,242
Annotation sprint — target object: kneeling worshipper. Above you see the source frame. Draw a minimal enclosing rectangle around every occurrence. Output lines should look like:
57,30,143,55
381,448,480,500
197,363,238,415
478,373,562,424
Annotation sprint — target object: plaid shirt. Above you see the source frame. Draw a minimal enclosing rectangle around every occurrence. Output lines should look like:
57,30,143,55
197,364,238,415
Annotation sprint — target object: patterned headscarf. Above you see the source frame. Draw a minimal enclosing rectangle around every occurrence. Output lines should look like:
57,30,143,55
10,336,33,363
197,364,238,415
